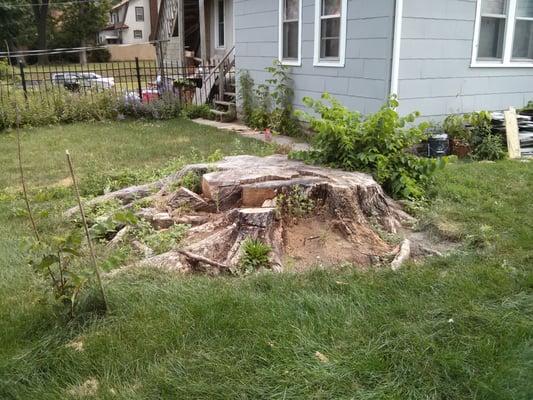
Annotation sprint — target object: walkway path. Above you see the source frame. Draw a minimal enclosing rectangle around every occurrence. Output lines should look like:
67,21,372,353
193,118,311,152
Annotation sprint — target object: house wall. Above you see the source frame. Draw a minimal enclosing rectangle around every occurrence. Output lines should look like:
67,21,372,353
121,0,153,44
209,0,235,62
397,0,533,120
234,0,396,114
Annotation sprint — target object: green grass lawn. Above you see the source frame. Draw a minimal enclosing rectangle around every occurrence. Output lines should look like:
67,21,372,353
0,120,532,399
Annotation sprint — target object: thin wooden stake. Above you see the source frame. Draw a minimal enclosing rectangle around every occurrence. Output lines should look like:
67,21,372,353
15,107,40,242
66,150,109,312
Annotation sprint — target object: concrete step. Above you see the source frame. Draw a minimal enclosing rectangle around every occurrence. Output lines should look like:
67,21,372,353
214,100,236,108
209,109,230,117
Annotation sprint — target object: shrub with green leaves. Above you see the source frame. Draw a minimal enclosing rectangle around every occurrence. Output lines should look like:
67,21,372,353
239,238,271,274
28,230,89,317
294,93,444,200
238,61,300,136
238,70,255,126
473,134,506,161
181,103,211,119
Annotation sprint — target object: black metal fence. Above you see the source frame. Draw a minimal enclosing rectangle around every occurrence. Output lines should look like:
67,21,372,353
0,56,234,107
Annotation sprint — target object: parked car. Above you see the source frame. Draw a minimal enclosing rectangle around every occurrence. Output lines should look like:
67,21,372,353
51,72,115,91
79,72,115,89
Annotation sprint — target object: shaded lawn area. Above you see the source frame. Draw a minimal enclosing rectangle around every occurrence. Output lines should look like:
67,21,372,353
0,120,532,399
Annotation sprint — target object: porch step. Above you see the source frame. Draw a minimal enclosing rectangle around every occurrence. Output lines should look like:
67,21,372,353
209,109,230,117
214,100,235,108
224,92,236,98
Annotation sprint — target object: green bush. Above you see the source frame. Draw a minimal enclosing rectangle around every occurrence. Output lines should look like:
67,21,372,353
238,70,255,126
294,93,444,200
181,103,211,119
88,48,111,63
0,89,119,131
238,61,300,136
116,93,182,121
473,134,506,161
443,111,506,161
443,114,471,142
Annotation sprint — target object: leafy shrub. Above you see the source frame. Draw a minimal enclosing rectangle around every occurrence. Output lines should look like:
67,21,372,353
116,93,181,121
466,110,494,150
0,90,118,131
443,111,506,161
238,70,255,126
239,238,271,274
294,93,443,200
0,59,17,83
88,48,111,63
181,103,211,119
238,61,300,136
473,134,506,161
250,83,272,131
443,114,471,142
28,230,89,317
265,60,300,136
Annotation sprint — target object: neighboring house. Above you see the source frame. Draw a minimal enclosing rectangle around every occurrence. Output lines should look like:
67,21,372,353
156,0,533,119
99,0,160,45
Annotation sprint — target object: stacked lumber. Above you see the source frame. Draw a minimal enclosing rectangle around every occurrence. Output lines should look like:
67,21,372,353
492,111,533,157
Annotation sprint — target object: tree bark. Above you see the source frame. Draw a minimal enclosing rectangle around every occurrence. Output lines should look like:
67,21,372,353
79,39,88,65
32,0,50,65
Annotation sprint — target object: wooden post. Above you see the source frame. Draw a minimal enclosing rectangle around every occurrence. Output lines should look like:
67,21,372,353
199,0,207,63
178,0,185,60
66,150,109,312
504,107,521,159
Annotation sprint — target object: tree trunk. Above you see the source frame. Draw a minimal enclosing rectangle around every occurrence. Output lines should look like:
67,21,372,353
79,39,88,65
32,1,50,65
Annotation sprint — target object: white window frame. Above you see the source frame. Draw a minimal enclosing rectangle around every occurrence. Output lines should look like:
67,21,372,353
472,0,533,67
278,0,303,66
215,0,226,49
313,0,347,67
133,29,143,39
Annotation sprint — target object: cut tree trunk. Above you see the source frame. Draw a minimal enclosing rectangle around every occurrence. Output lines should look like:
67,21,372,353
90,156,415,273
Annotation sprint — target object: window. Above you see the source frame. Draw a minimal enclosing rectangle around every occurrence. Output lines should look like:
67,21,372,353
473,0,533,66
279,0,302,65
216,0,225,48
134,30,143,39
135,6,144,22
313,0,347,67
111,12,119,24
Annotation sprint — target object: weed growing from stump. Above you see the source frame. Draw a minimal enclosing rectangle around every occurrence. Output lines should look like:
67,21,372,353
239,238,272,274
275,186,315,219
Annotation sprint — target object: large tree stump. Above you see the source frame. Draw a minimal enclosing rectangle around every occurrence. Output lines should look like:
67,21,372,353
88,155,415,273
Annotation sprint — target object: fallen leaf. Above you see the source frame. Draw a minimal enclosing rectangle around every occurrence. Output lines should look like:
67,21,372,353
315,351,329,363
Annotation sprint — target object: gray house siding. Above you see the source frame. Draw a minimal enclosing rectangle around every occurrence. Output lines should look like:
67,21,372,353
234,0,395,115
397,0,533,119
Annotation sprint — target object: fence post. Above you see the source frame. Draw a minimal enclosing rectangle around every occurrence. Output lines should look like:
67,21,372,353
18,60,27,102
135,57,143,102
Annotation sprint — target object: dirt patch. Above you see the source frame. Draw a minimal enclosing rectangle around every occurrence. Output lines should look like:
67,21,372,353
284,215,381,270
